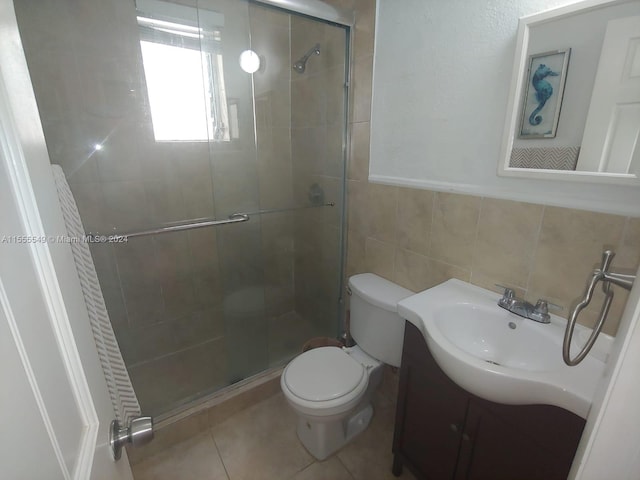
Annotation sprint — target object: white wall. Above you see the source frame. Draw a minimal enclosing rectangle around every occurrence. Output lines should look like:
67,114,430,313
370,0,640,216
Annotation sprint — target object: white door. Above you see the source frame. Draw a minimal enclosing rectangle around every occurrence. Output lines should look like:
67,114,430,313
0,0,134,478
577,15,640,173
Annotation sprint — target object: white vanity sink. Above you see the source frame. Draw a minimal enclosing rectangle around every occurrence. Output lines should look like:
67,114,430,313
397,279,612,418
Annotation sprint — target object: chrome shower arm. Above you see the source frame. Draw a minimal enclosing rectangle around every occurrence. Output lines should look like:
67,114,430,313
293,43,321,73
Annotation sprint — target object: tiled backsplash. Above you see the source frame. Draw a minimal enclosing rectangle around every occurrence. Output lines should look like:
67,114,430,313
346,184,640,336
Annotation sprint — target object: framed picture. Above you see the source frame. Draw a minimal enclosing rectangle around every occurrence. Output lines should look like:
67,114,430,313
518,48,571,138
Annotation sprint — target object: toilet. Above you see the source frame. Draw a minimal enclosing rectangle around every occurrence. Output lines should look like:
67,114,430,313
280,273,413,460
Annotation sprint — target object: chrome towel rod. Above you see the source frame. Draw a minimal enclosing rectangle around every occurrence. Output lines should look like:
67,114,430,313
87,202,334,240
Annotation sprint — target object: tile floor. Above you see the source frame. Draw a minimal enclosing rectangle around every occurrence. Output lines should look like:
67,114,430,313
132,390,417,480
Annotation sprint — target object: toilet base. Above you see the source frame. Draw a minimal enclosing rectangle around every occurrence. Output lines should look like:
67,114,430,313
296,402,374,460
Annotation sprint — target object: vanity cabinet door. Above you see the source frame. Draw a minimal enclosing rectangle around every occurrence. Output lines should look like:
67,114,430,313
455,400,584,480
393,322,585,480
393,322,468,479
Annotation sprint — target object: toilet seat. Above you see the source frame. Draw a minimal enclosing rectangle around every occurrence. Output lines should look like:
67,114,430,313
282,347,369,417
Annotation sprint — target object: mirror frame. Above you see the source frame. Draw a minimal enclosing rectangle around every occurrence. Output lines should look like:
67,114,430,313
498,0,640,187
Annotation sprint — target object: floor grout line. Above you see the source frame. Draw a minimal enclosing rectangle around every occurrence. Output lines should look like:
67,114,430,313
209,427,232,480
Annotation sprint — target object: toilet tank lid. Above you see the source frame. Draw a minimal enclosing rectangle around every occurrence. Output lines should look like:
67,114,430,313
348,273,413,312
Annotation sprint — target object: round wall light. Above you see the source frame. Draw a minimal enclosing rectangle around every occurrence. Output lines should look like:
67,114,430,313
239,49,260,74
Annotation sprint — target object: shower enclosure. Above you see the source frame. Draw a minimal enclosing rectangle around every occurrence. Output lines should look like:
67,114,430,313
14,0,350,417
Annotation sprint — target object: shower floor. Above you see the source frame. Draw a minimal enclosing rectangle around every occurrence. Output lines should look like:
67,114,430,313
127,311,318,417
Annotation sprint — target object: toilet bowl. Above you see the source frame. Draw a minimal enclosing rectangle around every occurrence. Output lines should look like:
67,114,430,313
281,273,413,460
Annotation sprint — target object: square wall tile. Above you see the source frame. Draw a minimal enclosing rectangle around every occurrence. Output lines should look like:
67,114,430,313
365,237,395,280
429,192,481,269
472,198,544,288
396,187,434,256
528,207,626,308
393,248,470,293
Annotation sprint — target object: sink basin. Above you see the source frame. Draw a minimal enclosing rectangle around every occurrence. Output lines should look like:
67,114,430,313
397,279,612,418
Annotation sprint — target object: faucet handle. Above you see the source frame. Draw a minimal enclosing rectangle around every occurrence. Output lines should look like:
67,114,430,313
534,299,562,312
532,299,562,323
495,284,516,309
529,299,553,323
534,299,549,315
495,284,515,299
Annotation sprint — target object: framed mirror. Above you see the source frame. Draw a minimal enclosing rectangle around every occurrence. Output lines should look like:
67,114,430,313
498,0,640,186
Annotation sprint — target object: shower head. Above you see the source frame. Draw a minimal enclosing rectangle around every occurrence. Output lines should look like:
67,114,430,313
293,43,321,74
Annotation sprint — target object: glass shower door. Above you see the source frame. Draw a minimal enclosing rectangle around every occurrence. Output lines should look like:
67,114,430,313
13,0,348,419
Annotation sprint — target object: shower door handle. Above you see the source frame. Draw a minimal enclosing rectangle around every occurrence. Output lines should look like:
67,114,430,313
110,416,154,461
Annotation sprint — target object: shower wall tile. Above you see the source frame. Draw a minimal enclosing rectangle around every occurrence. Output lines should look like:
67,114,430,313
259,167,294,210
323,23,348,71
321,176,343,228
217,221,265,294
269,88,293,129
162,277,197,320
172,308,226,351
180,175,215,220
100,285,129,329
325,66,347,127
192,267,224,309
154,233,193,281
225,314,269,384
250,12,290,95
268,312,315,367
210,152,260,216
324,123,345,178
129,337,228,416
188,228,219,268
144,179,185,225
115,237,159,288
101,180,150,231
292,127,326,176
248,1,290,28
65,156,101,186
291,16,327,77
70,182,106,232
121,283,165,328
257,127,292,170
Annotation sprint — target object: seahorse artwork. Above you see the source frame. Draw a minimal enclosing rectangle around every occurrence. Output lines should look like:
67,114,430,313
528,64,559,126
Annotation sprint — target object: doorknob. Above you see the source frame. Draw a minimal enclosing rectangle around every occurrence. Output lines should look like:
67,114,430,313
110,416,154,460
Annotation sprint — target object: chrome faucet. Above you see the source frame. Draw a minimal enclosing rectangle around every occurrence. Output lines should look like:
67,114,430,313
497,287,555,324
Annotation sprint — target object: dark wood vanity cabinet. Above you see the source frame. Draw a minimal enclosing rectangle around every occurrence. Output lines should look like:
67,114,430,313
392,322,585,480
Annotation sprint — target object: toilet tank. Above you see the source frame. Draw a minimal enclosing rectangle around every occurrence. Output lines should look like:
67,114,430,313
348,274,413,367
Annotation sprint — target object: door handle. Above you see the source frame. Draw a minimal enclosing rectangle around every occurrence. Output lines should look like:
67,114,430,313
110,416,154,460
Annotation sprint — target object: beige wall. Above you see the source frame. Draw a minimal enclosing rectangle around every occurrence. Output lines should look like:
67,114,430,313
343,0,640,336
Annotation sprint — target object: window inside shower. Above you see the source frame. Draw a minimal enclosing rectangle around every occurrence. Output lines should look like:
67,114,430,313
137,0,232,142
